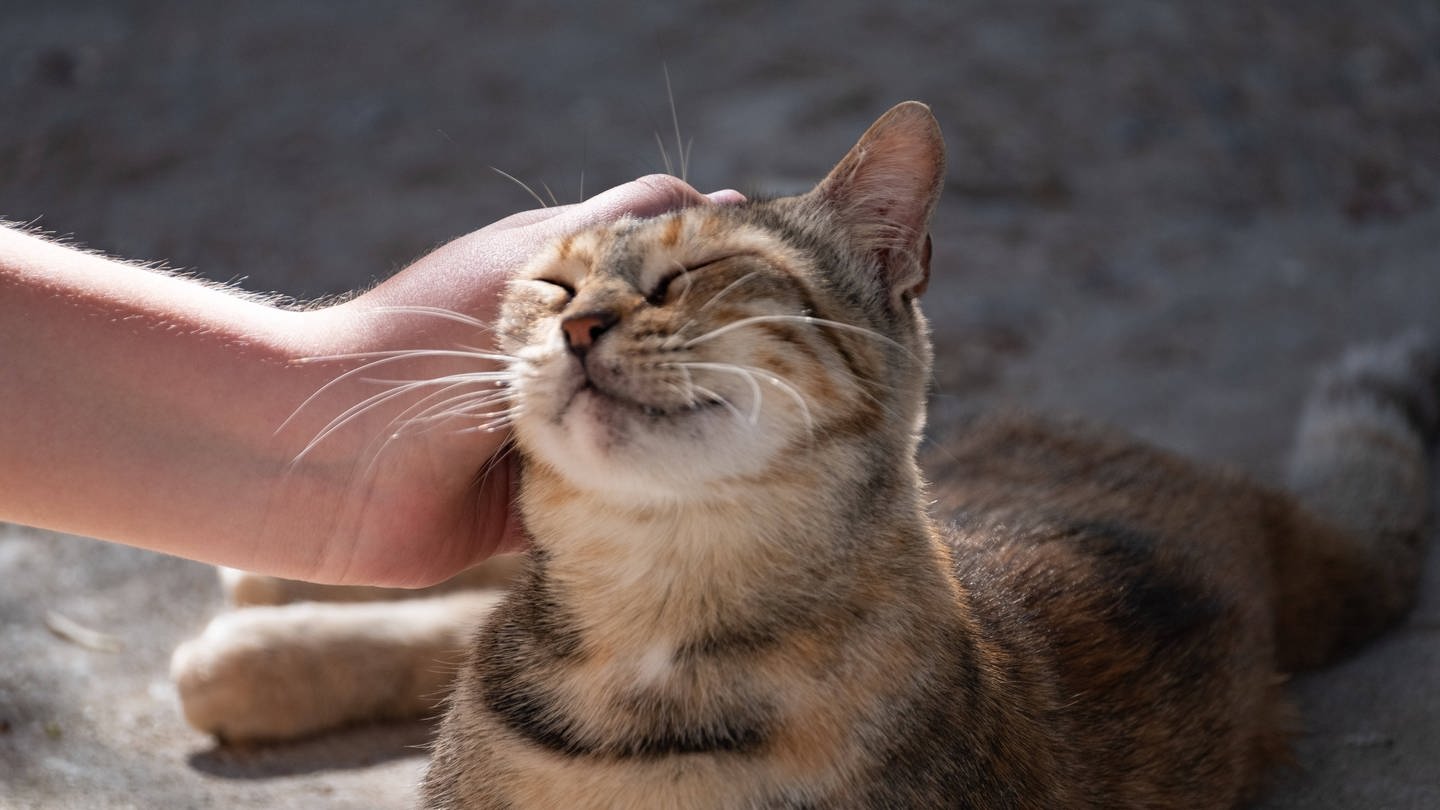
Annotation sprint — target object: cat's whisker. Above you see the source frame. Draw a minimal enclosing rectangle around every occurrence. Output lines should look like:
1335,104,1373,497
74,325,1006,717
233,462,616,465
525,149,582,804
688,382,748,426
378,376,514,437
665,271,764,349
351,379,514,484
472,445,516,518
654,131,674,178
298,390,433,465
663,64,689,183
366,305,498,334
293,382,440,463
668,361,763,426
666,361,760,424
280,349,515,435
468,407,523,434
670,259,697,308
696,271,761,314
401,388,516,430
295,348,514,365
293,371,511,463
744,367,815,437
399,394,513,429
676,360,816,435
683,315,913,362
358,372,513,389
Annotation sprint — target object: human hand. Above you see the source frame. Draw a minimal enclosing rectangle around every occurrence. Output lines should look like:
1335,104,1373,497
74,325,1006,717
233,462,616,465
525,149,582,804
277,176,744,587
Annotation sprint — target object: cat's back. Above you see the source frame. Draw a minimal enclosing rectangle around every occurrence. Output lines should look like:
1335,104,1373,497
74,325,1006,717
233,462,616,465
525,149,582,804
921,412,1294,805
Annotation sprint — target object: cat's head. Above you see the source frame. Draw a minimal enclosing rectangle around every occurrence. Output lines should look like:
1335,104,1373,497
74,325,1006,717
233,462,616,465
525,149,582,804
497,102,945,502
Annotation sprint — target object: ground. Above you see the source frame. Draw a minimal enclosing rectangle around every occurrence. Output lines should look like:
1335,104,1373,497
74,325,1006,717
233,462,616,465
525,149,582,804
1,1,1438,807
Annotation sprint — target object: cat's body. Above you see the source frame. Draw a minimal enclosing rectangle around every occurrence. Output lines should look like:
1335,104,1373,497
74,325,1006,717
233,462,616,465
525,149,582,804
172,103,1437,808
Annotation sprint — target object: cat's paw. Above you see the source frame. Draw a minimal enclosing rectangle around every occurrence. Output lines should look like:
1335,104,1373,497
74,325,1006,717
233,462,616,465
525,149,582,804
172,592,499,742
171,605,346,742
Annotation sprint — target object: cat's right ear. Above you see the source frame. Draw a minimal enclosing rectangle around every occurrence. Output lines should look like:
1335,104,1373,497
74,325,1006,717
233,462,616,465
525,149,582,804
812,101,946,301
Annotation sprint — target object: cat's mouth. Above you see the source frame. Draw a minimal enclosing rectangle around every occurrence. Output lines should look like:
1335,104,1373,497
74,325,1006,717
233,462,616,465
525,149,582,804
569,380,724,421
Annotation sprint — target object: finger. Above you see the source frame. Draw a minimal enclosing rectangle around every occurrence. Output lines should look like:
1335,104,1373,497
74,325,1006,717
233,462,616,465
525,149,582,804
421,177,743,285
705,189,746,205
488,179,746,235
527,174,707,236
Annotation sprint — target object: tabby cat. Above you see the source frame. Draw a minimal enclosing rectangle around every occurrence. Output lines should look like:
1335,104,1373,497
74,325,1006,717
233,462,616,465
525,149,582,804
172,102,1438,809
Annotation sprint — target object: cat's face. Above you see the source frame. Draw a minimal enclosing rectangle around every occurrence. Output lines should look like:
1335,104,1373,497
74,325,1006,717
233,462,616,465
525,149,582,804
496,102,945,502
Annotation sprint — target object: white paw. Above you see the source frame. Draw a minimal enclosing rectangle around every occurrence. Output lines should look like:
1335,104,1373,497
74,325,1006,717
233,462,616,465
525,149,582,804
171,605,349,742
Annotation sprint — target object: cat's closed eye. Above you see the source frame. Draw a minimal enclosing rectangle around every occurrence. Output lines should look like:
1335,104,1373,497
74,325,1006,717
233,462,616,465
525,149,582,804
531,277,576,302
648,258,728,305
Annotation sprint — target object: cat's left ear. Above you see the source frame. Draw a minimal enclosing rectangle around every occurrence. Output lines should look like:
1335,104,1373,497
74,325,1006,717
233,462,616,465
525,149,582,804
812,101,945,301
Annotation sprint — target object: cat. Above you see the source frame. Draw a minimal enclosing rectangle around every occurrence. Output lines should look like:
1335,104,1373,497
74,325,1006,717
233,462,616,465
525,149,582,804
171,102,1439,808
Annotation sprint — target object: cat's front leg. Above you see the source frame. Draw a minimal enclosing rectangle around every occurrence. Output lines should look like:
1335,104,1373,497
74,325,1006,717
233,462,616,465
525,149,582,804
171,590,500,742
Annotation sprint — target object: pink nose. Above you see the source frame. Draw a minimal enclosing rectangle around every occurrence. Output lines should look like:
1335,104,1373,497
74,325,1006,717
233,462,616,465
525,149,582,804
561,311,618,355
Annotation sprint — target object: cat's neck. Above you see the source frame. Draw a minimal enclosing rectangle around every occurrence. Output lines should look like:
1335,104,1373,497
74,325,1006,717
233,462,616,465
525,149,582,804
518,455,950,652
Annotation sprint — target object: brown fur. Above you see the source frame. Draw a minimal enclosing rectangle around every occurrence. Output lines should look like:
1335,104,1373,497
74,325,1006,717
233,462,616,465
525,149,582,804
171,103,1437,808
420,104,1438,808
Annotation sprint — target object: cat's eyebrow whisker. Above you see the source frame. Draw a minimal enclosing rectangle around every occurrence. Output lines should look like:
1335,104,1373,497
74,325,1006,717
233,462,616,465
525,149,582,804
659,63,688,183
491,166,549,208
654,131,674,178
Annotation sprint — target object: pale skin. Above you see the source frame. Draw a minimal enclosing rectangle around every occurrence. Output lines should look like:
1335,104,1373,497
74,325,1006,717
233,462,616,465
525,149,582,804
0,175,743,588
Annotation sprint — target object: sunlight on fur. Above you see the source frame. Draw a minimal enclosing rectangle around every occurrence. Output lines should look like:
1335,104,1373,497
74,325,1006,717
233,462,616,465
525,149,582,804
172,102,1438,809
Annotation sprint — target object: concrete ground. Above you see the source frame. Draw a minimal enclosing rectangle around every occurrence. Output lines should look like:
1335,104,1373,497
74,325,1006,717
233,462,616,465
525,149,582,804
1,1,1437,807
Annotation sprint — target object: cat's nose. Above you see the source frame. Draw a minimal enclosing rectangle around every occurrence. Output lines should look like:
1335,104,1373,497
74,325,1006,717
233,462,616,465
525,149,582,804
561,310,619,357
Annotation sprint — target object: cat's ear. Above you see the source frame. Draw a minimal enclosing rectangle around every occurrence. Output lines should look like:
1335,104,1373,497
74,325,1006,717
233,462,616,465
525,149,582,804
813,101,945,300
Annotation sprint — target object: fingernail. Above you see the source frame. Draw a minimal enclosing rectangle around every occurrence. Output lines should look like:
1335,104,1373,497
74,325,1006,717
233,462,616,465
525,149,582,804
705,189,746,205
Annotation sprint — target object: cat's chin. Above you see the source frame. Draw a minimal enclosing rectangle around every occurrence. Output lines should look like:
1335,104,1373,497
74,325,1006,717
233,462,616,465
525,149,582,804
516,387,783,501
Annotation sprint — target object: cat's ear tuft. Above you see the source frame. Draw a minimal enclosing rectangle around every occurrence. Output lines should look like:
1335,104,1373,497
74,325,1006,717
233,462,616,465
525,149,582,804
813,101,945,301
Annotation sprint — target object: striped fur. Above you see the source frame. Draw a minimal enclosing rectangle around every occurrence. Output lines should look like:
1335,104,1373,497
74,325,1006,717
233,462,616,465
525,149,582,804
168,103,1436,807
422,103,1438,808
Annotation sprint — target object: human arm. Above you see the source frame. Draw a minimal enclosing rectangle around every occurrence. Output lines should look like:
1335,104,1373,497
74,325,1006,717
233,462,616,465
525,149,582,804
0,175,741,587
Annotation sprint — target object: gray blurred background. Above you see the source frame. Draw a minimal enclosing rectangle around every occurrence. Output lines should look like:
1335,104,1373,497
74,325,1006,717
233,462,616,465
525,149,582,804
2,1,1438,807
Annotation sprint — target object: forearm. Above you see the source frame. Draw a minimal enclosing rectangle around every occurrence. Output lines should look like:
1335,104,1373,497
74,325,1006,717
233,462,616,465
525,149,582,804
0,224,355,575
1,176,737,585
